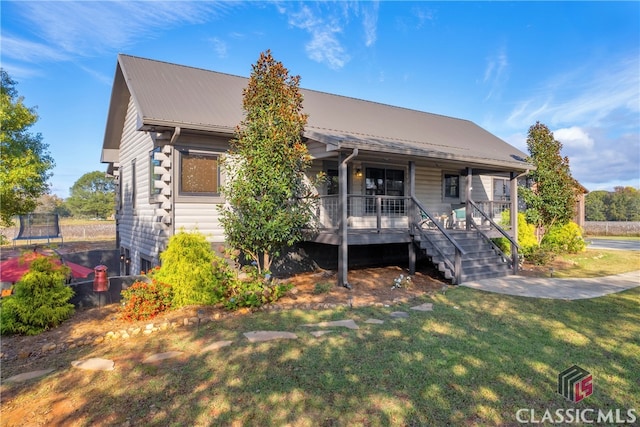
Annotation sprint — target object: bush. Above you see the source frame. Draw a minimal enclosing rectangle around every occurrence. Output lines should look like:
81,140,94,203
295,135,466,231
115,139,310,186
542,221,586,254
153,231,233,308
525,246,556,266
119,279,172,322
223,265,292,310
0,257,74,335
495,211,539,258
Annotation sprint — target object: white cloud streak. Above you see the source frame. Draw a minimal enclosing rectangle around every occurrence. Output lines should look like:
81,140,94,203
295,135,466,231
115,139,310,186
5,1,229,59
507,55,640,130
483,48,509,101
286,5,350,70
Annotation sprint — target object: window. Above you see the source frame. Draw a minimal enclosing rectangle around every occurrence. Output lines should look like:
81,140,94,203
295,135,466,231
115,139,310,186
131,159,136,209
326,168,339,195
493,178,511,201
365,167,405,213
140,257,153,275
118,167,124,212
149,147,161,197
179,150,219,196
443,173,460,199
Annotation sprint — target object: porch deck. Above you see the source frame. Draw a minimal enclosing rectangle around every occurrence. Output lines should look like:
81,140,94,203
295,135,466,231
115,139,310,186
309,195,510,245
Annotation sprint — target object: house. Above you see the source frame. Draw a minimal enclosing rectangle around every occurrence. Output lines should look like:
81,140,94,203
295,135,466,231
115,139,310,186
101,54,532,285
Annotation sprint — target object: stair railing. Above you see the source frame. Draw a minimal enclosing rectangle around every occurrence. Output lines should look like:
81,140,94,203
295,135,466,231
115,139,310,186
411,196,466,284
467,199,520,274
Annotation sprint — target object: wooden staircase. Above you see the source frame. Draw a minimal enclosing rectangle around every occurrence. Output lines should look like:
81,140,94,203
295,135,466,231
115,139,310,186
415,229,513,284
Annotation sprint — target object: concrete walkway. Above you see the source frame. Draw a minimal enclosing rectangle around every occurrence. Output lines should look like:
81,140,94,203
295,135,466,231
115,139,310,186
460,270,640,300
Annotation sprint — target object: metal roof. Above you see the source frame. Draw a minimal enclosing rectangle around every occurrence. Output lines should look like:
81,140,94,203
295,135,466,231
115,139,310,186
102,54,530,171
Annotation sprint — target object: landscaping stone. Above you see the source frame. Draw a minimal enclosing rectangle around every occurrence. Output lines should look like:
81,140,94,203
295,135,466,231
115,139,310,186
5,369,55,383
365,318,385,324
302,319,359,330
243,331,298,342
390,311,409,318
201,340,233,353
71,358,115,371
142,351,185,364
410,303,434,312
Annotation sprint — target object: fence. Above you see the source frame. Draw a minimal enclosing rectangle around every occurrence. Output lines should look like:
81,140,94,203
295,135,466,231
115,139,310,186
583,221,640,236
1,221,115,245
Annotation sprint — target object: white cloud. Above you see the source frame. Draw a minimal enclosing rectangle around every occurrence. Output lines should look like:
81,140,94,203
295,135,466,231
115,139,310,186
483,48,509,101
1,35,70,63
506,55,640,130
209,37,228,59
286,5,351,70
361,1,379,47
553,126,594,150
6,1,229,59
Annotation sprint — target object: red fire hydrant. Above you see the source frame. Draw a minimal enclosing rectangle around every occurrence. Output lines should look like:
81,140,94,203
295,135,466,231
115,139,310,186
93,265,109,292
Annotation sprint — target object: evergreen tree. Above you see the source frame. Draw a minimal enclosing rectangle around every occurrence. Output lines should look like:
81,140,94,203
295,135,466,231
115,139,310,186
219,50,315,273
519,122,577,233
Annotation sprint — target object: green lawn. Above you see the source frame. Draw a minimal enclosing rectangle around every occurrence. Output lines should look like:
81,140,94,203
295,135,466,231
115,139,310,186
548,249,640,278
3,286,639,425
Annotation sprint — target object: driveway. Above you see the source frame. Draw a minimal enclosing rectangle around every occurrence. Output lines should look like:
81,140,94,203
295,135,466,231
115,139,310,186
460,270,640,300
587,238,640,251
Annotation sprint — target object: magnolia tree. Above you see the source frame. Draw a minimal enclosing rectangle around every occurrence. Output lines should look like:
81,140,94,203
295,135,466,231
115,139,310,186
219,50,317,273
519,122,577,237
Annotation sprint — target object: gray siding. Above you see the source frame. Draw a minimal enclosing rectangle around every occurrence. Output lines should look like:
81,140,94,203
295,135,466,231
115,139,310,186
117,97,167,274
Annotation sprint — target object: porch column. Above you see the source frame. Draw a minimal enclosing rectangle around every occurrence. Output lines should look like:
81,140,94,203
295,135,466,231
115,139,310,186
510,172,519,274
408,161,416,275
465,167,473,230
338,149,358,288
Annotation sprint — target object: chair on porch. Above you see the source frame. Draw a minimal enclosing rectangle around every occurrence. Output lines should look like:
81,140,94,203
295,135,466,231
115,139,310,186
450,206,466,229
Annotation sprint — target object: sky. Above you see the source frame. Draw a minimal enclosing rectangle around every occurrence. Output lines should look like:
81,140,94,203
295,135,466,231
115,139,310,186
2,1,639,199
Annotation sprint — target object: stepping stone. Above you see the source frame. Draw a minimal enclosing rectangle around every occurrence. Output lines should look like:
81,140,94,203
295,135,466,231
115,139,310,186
244,331,298,342
71,358,115,371
310,330,333,337
142,351,185,364
411,303,434,312
390,311,409,318
365,318,385,324
201,340,233,353
5,369,55,383
302,319,360,330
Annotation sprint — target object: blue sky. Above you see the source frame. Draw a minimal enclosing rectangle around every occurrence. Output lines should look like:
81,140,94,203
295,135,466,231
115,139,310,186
2,1,639,198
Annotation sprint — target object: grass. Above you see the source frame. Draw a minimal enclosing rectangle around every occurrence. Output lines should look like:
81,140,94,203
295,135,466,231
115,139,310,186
2,286,639,426
545,249,640,278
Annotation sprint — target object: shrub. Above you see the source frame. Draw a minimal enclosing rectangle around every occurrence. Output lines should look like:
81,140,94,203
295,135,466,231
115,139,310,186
0,257,74,335
542,221,586,254
313,282,332,295
223,265,292,310
525,246,556,266
495,211,539,258
119,279,172,322
153,231,233,308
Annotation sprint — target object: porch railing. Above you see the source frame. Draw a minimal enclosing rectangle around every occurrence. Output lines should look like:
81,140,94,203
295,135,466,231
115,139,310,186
411,196,466,284
467,199,520,274
315,195,512,231
316,195,411,230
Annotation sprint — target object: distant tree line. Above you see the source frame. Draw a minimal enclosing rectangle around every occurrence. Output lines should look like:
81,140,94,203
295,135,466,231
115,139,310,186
585,187,640,221
32,171,115,220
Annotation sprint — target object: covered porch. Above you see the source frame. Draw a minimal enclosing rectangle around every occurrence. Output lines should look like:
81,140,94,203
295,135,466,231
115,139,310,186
308,153,525,287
